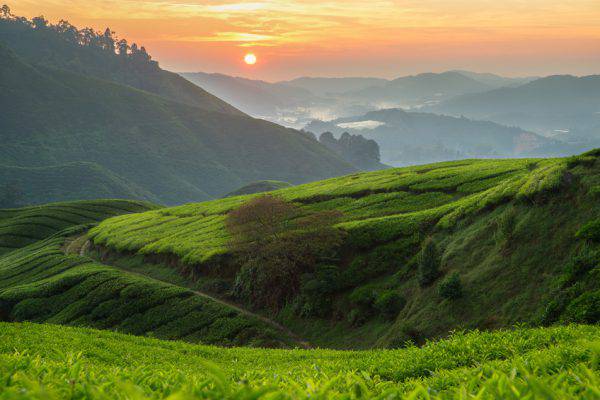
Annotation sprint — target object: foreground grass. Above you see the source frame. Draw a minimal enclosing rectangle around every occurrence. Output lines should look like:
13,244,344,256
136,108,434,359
0,322,598,399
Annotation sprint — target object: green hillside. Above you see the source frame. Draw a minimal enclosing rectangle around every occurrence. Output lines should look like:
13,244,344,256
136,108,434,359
0,162,157,206
224,180,293,197
0,199,301,347
0,14,354,205
89,151,600,348
0,40,354,205
0,322,598,398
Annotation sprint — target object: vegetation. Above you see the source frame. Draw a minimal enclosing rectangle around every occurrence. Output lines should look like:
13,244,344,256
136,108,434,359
227,195,344,310
0,10,354,205
84,152,600,348
0,162,157,206
0,322,599,398
224,180,292,197
0,200,296,348
438,272,463,300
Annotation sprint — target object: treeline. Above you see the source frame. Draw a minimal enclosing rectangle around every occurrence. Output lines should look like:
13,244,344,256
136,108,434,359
0,4,157,69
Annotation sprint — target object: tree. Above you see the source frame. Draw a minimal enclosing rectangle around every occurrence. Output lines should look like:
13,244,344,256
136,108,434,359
226,195,344,310
116,39,129,56
31,16,48,29
418,238,441,286
0,4,12,19
0,182,24,208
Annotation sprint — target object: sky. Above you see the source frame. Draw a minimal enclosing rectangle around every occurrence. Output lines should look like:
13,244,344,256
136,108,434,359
11,0,600,81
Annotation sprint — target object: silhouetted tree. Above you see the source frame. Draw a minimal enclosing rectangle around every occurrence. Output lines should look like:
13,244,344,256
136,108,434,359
226,195,344,310
0,4,12,19
116,38,129,56
31,16,48,29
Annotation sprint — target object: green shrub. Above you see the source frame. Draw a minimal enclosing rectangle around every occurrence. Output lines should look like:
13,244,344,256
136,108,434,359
576,219,600,242
297,265,340,317
438,272,463,300
373,290,406,320
562,290,600,323
418,239,440,286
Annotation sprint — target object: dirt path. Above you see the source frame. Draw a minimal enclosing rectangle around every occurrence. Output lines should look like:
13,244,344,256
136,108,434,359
63,235,312,349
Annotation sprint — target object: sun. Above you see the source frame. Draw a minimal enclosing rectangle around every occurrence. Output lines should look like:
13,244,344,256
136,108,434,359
244,53,257,65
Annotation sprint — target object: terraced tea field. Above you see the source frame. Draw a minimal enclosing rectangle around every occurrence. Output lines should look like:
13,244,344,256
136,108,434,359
90,157,569,264
0,200,297,348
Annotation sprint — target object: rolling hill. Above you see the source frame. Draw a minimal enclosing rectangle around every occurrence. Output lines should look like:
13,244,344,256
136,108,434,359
0,199,299,347
431,75,600,138
1,322,598,398
0,39,354,205
87,150,600,348
0,162,157,206
0,15,355,205
305,109,560,166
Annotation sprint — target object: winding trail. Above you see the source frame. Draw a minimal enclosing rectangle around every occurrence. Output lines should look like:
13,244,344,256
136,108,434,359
63,235,312,349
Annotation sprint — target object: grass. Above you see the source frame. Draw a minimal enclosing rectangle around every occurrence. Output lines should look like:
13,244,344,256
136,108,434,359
0,199,156,255
0,200,295,348
85,154,600,349
0,322,598,399
89,158,567,265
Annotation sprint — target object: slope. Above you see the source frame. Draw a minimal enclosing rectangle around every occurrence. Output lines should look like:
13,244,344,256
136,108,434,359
0,200,300,348
305,108,556,166
0,322,598,398
89,150,600,348
0,16,241,115
0,42,355,204
0,162,157,206
431,75,600,137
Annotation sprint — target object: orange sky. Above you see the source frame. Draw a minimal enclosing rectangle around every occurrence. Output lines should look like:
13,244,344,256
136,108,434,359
11,1,600,80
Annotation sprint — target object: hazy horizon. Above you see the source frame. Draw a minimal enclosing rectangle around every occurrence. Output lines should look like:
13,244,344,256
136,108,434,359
12,1,600,81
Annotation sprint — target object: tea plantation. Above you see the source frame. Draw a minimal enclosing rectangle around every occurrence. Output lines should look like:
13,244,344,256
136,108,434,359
0,322,598,399
0,200,298,348
87,151,600,348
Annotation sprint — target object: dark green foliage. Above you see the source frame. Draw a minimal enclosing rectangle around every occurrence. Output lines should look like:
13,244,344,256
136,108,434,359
0,162,157,206
418,239,441,286
562,290,600,323
438,272,463,300
0,16,354,205
297,265,340,317
576,219,600,242
373,290,406,320
340,238,417,288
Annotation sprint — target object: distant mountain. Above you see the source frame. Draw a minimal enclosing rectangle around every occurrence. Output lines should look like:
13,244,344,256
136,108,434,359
279,77,388,96
431,75,600,138
305,108,569,166
0,17,355,205
451,70,537,88
349,72,493,109
181,72,316,119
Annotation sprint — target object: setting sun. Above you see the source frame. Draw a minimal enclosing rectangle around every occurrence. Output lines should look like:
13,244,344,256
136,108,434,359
244,53,257,65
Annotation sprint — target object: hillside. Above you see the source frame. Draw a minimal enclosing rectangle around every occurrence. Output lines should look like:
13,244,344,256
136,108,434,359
224,180,293,197
0,162,157,206
305,108,560,166
0,38,355,204
0,200,300,347
0,322,598,398
88,150,600,348
0,16,241,115
431,75,600,138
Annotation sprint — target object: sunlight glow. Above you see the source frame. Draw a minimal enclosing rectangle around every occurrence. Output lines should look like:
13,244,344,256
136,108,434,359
244,53,257,65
